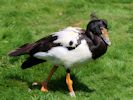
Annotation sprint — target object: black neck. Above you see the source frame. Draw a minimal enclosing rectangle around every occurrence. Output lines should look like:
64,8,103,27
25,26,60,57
84,30,108,59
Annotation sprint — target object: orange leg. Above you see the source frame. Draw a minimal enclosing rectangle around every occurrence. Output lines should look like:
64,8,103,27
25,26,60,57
41,65,58,92
66,71,75,97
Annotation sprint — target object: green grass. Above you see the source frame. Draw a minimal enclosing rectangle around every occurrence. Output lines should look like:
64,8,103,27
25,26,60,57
0,0,133,100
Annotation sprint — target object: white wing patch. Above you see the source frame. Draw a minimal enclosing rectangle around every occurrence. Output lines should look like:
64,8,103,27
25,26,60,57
53,27,83,48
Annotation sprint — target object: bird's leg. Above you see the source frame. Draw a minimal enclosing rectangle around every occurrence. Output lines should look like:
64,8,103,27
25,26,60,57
41,65,58,92
66,69,75,97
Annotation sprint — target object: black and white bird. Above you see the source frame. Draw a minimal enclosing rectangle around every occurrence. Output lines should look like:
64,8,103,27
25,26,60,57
9,15,111,97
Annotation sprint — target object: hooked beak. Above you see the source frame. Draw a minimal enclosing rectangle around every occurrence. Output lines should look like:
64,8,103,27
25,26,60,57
100,27,111,46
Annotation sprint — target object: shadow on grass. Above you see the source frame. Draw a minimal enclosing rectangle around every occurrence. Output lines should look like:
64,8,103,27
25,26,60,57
52,75,94,92
30,74,95,93
6,74,95,93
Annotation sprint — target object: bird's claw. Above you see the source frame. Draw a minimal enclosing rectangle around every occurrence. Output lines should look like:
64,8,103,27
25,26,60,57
32,82,40,86
69,91,76,97
41,86,48,92
41,82,48,92
32,81,48,92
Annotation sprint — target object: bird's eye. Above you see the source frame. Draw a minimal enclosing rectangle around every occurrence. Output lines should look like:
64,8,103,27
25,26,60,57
69,41,73,46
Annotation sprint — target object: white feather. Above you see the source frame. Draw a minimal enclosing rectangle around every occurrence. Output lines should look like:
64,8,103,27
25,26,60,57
33,39,92,69
53,27,82,47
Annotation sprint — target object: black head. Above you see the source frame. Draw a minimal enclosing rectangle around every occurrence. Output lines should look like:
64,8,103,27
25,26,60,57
85,14,111,45
86,19,108,35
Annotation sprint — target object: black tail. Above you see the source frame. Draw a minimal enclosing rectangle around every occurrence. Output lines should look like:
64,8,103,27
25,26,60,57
21,57,46,69
8,43,33,57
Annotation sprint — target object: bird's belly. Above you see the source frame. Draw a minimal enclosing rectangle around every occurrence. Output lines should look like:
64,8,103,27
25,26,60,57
34,40,92,68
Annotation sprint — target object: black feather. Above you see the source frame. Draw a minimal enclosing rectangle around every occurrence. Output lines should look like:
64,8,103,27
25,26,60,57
21,57,45,69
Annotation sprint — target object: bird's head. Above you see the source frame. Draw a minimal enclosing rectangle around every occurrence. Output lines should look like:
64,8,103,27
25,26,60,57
85,13,111,46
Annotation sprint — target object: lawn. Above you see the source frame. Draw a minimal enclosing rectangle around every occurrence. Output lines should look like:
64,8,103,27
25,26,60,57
0,0,133,100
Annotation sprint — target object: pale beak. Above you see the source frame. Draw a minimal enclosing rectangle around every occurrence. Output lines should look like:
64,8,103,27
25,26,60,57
101,27,111,46
101,35,111,46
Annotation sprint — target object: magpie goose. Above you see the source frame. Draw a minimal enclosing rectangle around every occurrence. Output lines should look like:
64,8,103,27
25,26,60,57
9,16,111,97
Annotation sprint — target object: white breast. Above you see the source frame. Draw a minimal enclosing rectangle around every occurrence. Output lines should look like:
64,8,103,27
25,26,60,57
33,39,92,69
